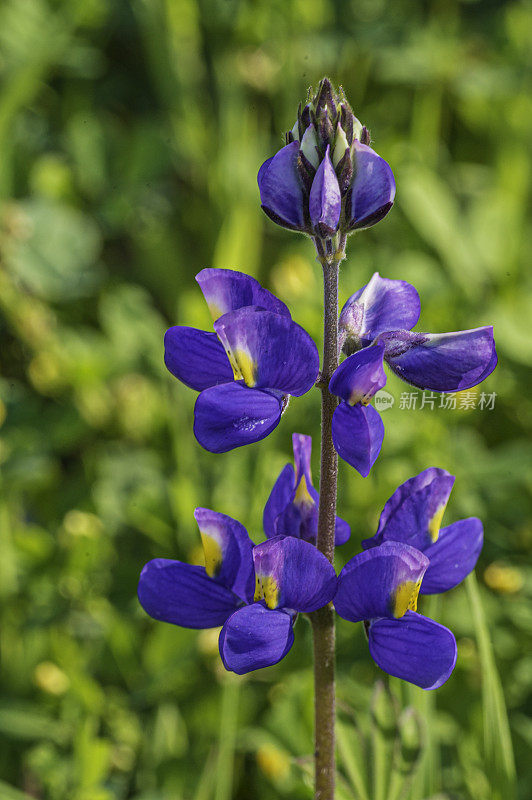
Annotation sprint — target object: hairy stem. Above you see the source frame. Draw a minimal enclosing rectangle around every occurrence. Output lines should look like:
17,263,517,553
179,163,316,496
310,239,342,800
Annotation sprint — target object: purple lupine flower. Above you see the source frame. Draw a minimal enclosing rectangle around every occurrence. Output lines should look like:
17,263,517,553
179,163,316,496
335,541,457,690
164,268,319,452
362,467,484,595
257,78,395,238
138,509,337,675
329,272,497,475
263,432,350,545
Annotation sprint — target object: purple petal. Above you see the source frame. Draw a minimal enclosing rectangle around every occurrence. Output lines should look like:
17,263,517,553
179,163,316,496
339,273,420,350
290,429,350,545
138,559,240,629
213,307,319,396
194,383,283,453
257,142,306,231
274,491,319,542
329,343,387,405
194,508,255,603
257,156,273,185
381,327,497,392
368,611,457,690
164,327,234,391
263,463,295,539
332,403,384,477
363,467,455,552
264,433,350,545
196,268,290,321
334,517,351,546
292,432,312,485
309,145,341,236
421,518,484,595
253,536,337,612
276,432,319,541
347,141,395,231
219,604,294,675
334,541,429,623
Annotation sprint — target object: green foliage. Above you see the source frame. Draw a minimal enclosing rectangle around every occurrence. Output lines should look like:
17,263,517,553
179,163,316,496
0,0,530,798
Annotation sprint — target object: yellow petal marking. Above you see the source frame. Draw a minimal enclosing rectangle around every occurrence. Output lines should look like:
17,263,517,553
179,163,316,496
254,573,280,609
349,387,371,406
233,348,256,387
294,474,314,507
392,578,422,618
428,504,446,543
199,530,223,578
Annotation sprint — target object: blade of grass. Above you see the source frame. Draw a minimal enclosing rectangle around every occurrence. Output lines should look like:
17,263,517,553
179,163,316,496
213,676,240,800
193,747,218,800
336,720,370,800
466,572,516,800
371,681,397,800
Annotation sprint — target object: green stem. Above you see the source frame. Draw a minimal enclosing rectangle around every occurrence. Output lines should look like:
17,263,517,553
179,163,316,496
309,237,343,800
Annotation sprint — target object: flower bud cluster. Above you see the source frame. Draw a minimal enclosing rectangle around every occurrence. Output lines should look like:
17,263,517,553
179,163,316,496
288,79,369,235
258,77,395,240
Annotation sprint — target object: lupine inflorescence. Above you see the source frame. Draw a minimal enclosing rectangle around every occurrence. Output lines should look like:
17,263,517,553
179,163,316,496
138,77,496,797
139,450,483,688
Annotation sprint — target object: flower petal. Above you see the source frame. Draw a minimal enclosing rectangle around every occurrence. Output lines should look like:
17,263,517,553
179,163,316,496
263,434,350,546
194,383,283,453
257,142,306,231
253,536,337,612
196,268,290,322
347,141,395,230
309,145,341,236
332,402,384,477
164,327,234,391
329,343,387,405
363,467,455,552
274,495,318,542
334,517,351,546
263,463,295,539
368,611,457,690
138,559,241,629
334,542,429,623
194,508,255,603
381,327,497,392
292,432,312,485
420,518,484,595
219,604,294,675
289,433,350,545
339,272,420,351
275,432,319,541
213,307,319,396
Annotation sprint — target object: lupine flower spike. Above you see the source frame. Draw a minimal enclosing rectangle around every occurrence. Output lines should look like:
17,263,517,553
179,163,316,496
335,540,457,690
329,272,497,475
263,432,350,545
362,467,484,594
138,508,337,675
257,78,395,240
164,268,319,452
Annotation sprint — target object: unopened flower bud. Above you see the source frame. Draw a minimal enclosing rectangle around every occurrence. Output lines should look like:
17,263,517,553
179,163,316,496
258,77,396,240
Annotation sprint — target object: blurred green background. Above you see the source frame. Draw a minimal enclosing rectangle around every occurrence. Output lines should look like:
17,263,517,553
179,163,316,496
0,0,531,798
